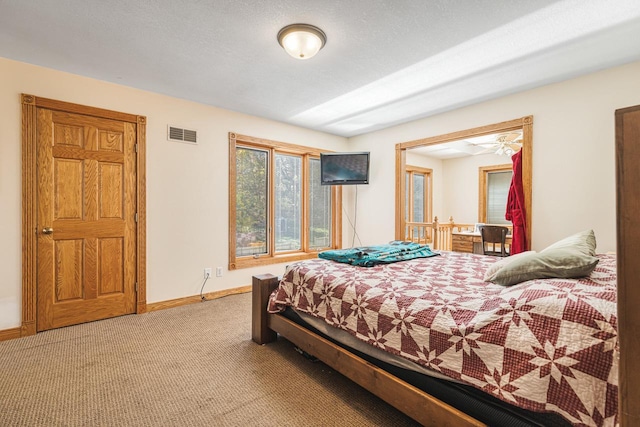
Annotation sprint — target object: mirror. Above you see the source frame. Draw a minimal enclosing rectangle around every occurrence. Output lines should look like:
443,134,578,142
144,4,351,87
395,116,532,250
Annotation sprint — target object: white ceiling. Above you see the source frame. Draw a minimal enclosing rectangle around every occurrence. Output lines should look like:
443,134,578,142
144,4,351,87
1,0,639,137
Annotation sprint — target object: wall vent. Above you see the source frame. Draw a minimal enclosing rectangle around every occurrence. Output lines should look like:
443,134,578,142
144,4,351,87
168,125,197,144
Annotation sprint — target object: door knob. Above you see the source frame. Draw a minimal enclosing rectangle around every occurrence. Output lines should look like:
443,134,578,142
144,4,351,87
42,227,53,234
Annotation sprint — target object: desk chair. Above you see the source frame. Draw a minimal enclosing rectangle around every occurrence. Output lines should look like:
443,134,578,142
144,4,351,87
479,225,509,257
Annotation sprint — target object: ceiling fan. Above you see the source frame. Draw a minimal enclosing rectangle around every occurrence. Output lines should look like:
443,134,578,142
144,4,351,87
473,131,523,156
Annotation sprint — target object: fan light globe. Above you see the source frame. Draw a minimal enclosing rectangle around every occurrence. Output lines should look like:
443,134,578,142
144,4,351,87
278,24,326,60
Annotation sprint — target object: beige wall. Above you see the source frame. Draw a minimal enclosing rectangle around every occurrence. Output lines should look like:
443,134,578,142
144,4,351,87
0,57,348,329
441,153,509,224
2,57,639,331
349,60,640,252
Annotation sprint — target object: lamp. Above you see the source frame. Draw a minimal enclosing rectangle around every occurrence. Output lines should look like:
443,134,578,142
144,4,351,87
277,24,326,60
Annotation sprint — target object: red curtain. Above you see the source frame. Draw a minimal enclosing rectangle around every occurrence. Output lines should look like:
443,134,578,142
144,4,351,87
505,150,527,254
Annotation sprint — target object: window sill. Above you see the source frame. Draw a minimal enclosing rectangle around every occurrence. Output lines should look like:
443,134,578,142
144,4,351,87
229,251,324,270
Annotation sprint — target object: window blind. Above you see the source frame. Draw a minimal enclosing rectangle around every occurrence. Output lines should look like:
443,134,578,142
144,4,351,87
487,171,513,224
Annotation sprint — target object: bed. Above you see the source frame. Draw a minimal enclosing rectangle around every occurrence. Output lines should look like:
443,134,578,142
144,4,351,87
252,249,617,427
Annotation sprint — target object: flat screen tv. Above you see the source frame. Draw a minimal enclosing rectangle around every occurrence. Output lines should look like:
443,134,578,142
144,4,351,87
320,152,370,185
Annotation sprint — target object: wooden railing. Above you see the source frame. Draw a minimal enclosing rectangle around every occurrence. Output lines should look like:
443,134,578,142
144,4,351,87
405,216,511,251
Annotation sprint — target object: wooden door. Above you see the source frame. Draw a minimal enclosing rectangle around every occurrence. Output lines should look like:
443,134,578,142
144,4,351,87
36,108,137,331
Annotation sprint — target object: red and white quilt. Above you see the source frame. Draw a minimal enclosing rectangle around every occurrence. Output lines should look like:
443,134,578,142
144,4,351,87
268,251,618,427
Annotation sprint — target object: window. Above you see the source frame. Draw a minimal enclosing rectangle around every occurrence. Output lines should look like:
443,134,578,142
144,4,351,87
479,164,513,224
229,133,341,269
405,166,432,240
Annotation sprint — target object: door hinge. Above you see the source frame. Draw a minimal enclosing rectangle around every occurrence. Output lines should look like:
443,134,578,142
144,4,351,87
135,282,138,292
135,212,138,223
135,143,138,153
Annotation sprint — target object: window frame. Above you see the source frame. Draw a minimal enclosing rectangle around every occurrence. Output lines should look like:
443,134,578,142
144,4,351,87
404,165,433,240
405,165,433,223
395,116,533,250
478,163,513,224
228,132,342,270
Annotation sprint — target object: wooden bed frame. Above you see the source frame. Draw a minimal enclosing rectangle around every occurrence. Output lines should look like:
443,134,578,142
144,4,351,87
251,105,640,426
251,273,485,427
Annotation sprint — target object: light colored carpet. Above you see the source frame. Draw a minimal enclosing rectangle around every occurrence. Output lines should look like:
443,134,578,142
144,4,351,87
0,292,419,426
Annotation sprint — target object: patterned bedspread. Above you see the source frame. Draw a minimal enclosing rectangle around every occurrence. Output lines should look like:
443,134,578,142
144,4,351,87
268,251,618,427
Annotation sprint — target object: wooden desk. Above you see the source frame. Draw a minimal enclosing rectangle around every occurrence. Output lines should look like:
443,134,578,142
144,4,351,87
451,232,512,254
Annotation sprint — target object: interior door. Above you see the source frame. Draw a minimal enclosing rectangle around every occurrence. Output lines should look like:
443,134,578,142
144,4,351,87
36,108,137,331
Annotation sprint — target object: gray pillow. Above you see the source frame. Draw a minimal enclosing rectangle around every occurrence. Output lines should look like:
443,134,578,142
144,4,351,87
486,230,599,286
484,251,536,282
541,229,596,256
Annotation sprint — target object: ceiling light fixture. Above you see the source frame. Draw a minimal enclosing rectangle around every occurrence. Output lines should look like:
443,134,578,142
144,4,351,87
277,24,326,60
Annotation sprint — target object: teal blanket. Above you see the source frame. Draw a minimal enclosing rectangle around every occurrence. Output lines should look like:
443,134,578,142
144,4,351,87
318,241,439,267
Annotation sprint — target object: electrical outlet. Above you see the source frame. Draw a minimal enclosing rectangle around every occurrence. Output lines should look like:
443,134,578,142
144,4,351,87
204,268,212,279
215,267,223,277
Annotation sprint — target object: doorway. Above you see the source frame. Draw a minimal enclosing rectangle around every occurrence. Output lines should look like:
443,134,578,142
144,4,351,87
395,116,533,247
